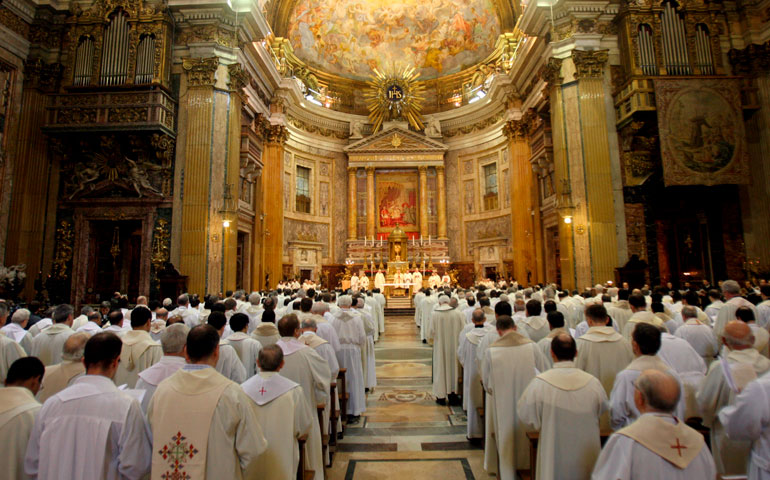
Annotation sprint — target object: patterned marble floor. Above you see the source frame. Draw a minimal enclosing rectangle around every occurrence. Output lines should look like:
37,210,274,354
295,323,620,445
327,315,489,480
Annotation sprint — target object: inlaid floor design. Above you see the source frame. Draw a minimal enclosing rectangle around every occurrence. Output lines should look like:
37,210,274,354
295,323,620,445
327,315,488,479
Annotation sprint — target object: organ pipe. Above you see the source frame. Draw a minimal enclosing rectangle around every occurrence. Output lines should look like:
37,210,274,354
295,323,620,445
100,11,129,85
638,24,657,76
661,1,690,75
74,37,94,86
135,35,154,84
695,24,714,74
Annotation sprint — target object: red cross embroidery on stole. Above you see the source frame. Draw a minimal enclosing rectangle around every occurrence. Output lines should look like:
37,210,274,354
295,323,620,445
670,438,687,457
259,387,267,395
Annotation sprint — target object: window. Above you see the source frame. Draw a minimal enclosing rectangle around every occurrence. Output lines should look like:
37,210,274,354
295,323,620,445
483,163,498,210
295,166,311,213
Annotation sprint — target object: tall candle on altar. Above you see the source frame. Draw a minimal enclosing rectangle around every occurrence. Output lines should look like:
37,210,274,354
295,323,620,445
429,235,431,245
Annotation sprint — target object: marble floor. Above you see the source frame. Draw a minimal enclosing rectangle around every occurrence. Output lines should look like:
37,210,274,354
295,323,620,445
328,315,489,480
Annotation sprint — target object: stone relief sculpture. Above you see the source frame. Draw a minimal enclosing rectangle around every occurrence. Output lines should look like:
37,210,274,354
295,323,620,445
425,117,442,138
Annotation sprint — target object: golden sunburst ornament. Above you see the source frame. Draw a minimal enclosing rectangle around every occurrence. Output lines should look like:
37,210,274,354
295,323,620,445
365,66,425,134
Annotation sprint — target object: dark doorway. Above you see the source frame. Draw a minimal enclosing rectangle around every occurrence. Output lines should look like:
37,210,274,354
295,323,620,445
485,266,497,280
86,220,142,303
300,269,312,282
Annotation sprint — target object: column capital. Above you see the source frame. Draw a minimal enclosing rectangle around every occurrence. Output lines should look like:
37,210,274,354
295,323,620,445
227,63,250,93
182,57,219,87
729,42,770,76
365,166,375,174
572,49,608,79
435,165,445,173
418,165,428,173
538,57,563,89
258,117,289,145
347,166,358,174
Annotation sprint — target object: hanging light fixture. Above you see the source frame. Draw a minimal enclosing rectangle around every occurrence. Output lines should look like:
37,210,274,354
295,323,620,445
219,183,237,228
557,178,575,224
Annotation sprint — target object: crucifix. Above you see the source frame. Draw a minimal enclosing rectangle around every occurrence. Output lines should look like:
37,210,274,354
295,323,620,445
670,438,687,457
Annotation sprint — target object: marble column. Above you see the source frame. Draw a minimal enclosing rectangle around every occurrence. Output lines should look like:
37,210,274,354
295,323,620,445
504,114,536,285
348,167,357,240
366,166,375,238
732,44,770,268
571,50,620,285
436,166,447,239
177,57,219,296
260,122,288,290
542,58,576,290
4,62,60,300
418,166,428,237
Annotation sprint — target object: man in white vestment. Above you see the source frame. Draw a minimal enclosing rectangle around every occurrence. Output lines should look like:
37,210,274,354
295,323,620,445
25,332,152,479
517,300,550,342
37,333,87,403
350,273,359,292
169,294,200,328
623,293,667,340
135,323,188,411
1,328,27,384
242,345,314,479
1,308,33,353
244,293,264,334
576,304,634,397
429,272,441,289
757,284,770,329
607,289,634,333
222,313,262,378
102,310,126,336
481,315,550,479
275,314,328,479
737,306,770,356
373,288,387,333
359,272,370,291
355,296,377,390
331,295,367,419
674,305,718,364
519,334,608,480
207,311,247,383
593,370,716,480
252,308,281,346
70,305,92,332
1,357,44,480
419,290,439,342
705,289,724,322
76,311,104,336
147,325,267,479
714,279,758,342
610,323,686,430
309,301,343,350
374,269,386,291
458,309,495,440
428,294,465,405
114,306,162,388
657,325,707,418
536,311,571,368
30,304,75,366
697,320,770,476
412,270,423,294
719,368,770,480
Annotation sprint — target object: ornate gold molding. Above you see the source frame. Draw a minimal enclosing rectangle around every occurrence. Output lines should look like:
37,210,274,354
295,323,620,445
182,57,219,87
23,60,62,92
176,24,237,49
538,57,563,89
572,49,609,79
0,6,30,39
227,63,250,93
260,120,289,145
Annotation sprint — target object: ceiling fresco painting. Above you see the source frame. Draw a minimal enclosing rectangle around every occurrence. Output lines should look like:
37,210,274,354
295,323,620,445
286,0,502,80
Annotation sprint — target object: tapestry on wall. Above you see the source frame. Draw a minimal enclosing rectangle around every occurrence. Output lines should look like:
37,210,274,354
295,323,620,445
654,78,749,186
376,172,418,231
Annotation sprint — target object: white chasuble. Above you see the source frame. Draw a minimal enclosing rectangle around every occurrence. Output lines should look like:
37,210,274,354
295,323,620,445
150,368,231,480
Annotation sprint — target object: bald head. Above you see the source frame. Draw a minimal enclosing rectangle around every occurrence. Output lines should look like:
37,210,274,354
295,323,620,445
258,344,284,372
471,309,486,325
634,369,681,414
723,320,755,350
62,332,89,361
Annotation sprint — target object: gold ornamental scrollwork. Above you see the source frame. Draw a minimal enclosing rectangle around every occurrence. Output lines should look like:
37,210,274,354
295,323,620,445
259,118,288,145
151,218,170,272
182,57,219,88
52,221,74,280
227,63,250,93
572,49,609,79
538,57,564,89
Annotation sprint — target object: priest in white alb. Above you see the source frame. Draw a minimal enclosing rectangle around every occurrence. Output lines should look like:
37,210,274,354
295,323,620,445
576,304,634,396
719,366,770,480
481,315,550,479
276,314,329,479
1,330,27,384
355,296,377,390
242,345,314,479
36,332,87,403
25,332,152,479
135,323,188,411
458,309,495,440
714,279,758,342
1,308,33,353
374,269,386,291
207,311,248,383
30,304,75,366
331,296,367,419
519,334,608,480
223,313,263,378
1,357,44,480
428,294,466,405
592,369,716,479
147,325,267,479
622,294,667,340
114,306,162,388
697,320,770,476
412,269,423,294
517,300,550,342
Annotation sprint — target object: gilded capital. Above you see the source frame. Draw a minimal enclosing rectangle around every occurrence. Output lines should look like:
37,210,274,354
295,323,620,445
182,57,219,87
572,49,609,79
262,123,288,145
365,166,375,174
503,119,529,140
538,57,563,89
436,165,445,174
418,165,428,174
347,166,358,174
227,63,250,93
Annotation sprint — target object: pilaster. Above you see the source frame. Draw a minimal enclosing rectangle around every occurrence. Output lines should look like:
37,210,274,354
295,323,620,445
366,166,375,238
260,120,288,290
436,166,447,239
418,166,429,237
347,167,357,240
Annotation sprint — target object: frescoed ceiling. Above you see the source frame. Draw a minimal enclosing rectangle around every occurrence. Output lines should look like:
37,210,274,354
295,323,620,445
263,0,518,81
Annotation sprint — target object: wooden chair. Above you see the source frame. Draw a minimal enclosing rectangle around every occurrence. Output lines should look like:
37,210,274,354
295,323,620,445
337,368,348,430
297,434,314,480
317,403,330,469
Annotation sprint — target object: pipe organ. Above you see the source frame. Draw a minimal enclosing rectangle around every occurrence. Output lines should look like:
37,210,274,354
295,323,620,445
617,0,723,78
73,37,95,86
63,1,171,89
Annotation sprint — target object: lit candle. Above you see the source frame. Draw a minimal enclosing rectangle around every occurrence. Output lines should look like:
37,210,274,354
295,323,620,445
429,235,431,245
380,237,383,247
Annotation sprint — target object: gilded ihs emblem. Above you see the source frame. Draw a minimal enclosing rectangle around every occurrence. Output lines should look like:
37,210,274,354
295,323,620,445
365,65,425,133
